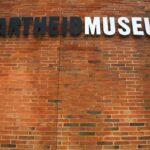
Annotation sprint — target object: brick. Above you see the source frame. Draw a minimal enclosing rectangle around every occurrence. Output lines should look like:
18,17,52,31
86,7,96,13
87,111,101,115
139,136,150,140
19,136,34,140
1,144,16,148
105,119,119,122
130,123,144,126
80,123,96,127
64,115,74,118
97,141,113,145
64,123,79,127
103,146,119,149
144,107,150,110
138,145,150,149
110,127,119,131
88,60,101,64
79,132,95,136
48,99,62,103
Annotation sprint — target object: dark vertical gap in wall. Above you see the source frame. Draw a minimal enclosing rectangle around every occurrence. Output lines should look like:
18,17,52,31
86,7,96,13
56,0,63,149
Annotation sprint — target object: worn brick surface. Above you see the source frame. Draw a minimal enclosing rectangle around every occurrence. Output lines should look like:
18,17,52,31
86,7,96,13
0,0,150,150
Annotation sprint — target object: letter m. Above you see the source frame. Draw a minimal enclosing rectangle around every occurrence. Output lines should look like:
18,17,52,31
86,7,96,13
85,17,100,35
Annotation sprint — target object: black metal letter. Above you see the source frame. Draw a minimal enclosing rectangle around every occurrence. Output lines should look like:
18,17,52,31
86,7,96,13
61,17,67,35
49,16,59,36
33,17,46,36
8,17,21,36
70,17,82,35
22,17,33,36
0,18,6,36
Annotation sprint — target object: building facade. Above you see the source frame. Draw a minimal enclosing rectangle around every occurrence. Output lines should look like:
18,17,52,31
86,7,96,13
0,0,150,149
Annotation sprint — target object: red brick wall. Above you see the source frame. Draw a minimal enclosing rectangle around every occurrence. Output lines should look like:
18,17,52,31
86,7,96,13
0,0,150,150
